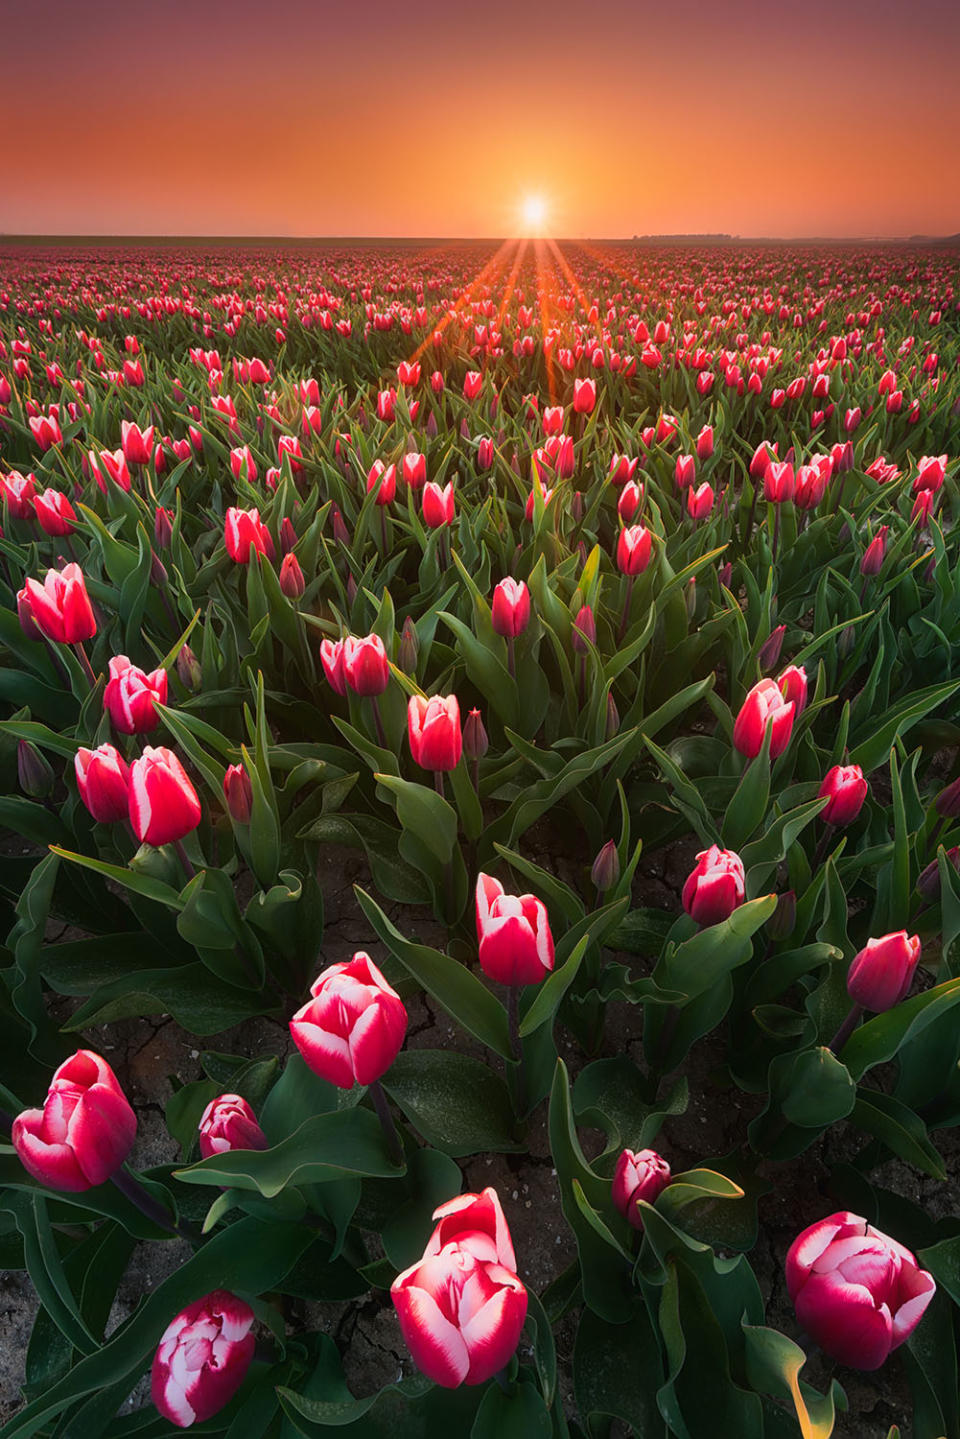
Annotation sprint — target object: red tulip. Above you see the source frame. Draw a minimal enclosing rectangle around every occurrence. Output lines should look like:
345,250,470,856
320,638,347,696
279,551,305,598
818,764,868,826
151,1291,256,1428
609,454,638,485
686,482,714,520
733,678,795,759
764,461,795,504
422,1187,517,1270
224,506,273,564
696,425,714,460
861,526,889,577
572,603,596,652
847,931,921,1012
682,845,746,926
12,1050,136,1191
616,525,652,576
542,405,564,435
121,419,154,466
675,454,696,488
198,1094,268,1158
367,460,396,505
475,872,554,986
342,633,390,696
103,655,168,734
463,371,483,400
290,952,407,1087
92,448,132,492
491,578,531,637
611,1148,671,1228
391,1189,527,1388
222,764,253,824
777,663,807,717
129,746,202,847
376,388,397,422
75,743,131,823
408,694,462,771
422,480,455,528
1,468,37,518
33,488,76,536
477,436,494,471
403,451,426,489
19,563,96,643
229,446,257,483
786,1213,934,1370
29,413,62,450
914,454,947,492
573,378,596,414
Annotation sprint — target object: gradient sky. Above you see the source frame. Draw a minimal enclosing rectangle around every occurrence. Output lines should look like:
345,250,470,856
3,0,959,238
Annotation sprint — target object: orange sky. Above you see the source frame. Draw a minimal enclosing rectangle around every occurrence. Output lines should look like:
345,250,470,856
3,0,959,238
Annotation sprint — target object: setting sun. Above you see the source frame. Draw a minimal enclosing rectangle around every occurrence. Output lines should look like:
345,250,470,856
521,194,547,233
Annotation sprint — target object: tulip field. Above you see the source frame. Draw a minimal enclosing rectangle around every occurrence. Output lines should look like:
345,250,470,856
2,237,960,1437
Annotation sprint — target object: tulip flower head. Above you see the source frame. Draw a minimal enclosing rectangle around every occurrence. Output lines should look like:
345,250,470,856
818,764,868,827
611,1148,671,1229
129,746,202,847
290,952,407,1088
847,931,921,1013
151,1291,256,1428
491,578,531,638
786,1212,935,1370
475,873,554,986
616,525,653,576
19,563,96,644
12,1049,136,1191
103,655,168,735
408,693,462,772
198,1095,268,1159
682,845,746,926
75,743,131,824
342,633,390,697
733,678,795,759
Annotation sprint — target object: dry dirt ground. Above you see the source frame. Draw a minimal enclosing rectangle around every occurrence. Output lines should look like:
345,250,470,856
1,835,954,1436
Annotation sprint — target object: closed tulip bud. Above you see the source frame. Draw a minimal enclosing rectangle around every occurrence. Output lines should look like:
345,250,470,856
777,663,807,717
935,777,960,818
403,451,426,489
572,603,596,652
491,577,531,637
675,453,696,488
19,563,96,644
198,1094,267,1158
279,516,298,555
571,489,584,522
18,739,54,799
331,504,351,546
844,406,862,433
151,1291,256,1428
591,839,620,893
176,643,202,692
463,707,489,761
222,764,253,824
129,747,202,847
766,889,796,941
154,506,174,549
911,491,935,528
861,526,889,576
422,480,455,528
611,1148,671,1229
319,638,347,696
475,873,554,986
278,552,305,599
696,425,714,460
391,1188,527,1387
818,764,868,826
343,633,390,697
408,693,462,771
758,625,786,672
605,691,620,740
398,615,419,674
916,847,960,903
718,561,733,590
573,378,596,413
786,1213,935,1370
616,524,652,576
682,844,746,926
477,436,494,471
12,1049,137,1192
733,678,795,759
104,655,168,734
290,952,407,1087
847,932,921,1012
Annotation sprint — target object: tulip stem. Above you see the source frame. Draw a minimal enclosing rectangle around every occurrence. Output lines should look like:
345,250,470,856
494,1367,517,1397
828,1002,863,1054
173,839,196,882
772,505,781,566
371,696,388,749
433,771,444,799
369,1081,404,1168
507,985,527,1114
74,642,97,688
506,634,516,680
112,1167,198,1243
811,827,833,873
618,575,634,643
380,508,388,554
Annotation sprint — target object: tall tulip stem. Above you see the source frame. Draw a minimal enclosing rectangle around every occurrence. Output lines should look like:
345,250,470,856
811,827,833,873
369,1080,404,1167
506,634,516,680
74,642,97,688
618,575,635,642
828,1002,863,1054
173,838,196,882
112,1166,198,1243
507,985,527,1113
371,696,388,749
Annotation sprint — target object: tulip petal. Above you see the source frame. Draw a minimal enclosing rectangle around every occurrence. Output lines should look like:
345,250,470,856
393,1282,471,1388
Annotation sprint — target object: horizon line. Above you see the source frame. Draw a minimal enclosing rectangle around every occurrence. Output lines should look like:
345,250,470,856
1,231,958,247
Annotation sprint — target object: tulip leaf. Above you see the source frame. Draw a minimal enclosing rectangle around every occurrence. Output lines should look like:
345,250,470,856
721,718,772,850
61,962,274,1034
175,1107,403,1196
375,773,459,864
381,1050,522,1157
841,976,960,1080
655,895,776,1001
519,935,588,1038
851,1090,947,1181
742,1322,842,1439
848,679,960,775
574,1057,688,1164
354,885,512,1058
574,1303,666,1439
470,1380,552,1439
48,846,185,911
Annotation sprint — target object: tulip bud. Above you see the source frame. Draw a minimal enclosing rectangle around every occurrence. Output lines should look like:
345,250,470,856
279,552,305,599
398,615,419,674
838,623,856,658
605,691,620,740
154,506,174,550
934,777,960,818
861,526,889,577
571,489,584,522
766,889,796,941
718,561,733,591
611,1148,671,1229
279,516,298,555
818,764,868,826
682,845,746,926
916,847,960,903
758,625,786,672
463,707,489,761
18,739,54,799
847,931,921,1012
198,1094,267,1158
591,840,620,893
176,643,202,691
223,764,253,824
572,604,596,653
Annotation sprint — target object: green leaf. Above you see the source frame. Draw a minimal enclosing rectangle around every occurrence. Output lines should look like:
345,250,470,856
656,895,776,1001
573,1057,688,1165
354,886,511,1059
852,1091,946,1180
375,773,459,864
841,977,960,1080
849,679,960,775
62,963,274,1034
175,1107,404,1196
743,1322,840,1439
470,1380,551,1439
574,1304,665,1439
519,936,588,1038
49,846,185,910
721,719,772,850
382,1050,522,1157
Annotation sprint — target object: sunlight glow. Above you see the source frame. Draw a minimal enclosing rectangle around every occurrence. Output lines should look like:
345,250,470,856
521,194,547,234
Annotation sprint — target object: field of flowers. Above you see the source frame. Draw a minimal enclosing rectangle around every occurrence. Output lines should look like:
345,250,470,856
1,237,959,1438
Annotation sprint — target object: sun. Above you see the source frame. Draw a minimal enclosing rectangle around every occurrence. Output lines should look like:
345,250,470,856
521,194,548,234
